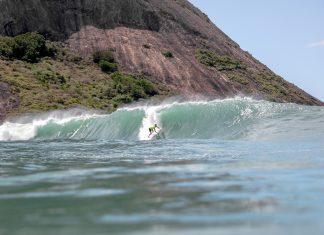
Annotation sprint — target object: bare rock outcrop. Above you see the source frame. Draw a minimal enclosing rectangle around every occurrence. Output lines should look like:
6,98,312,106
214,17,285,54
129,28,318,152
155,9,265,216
0,82,19,122
0,0,322,121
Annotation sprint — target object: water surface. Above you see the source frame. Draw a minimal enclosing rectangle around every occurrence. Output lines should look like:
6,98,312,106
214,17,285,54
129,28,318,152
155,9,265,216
1,98,324,235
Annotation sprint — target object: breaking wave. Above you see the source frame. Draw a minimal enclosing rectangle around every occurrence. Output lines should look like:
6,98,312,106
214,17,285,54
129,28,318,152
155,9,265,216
1,98,324,141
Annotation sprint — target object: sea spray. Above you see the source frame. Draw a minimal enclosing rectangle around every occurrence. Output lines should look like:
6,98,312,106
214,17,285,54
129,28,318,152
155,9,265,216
0,108,100,141
1,104,324,235
137,105,162,141
1,98,324,141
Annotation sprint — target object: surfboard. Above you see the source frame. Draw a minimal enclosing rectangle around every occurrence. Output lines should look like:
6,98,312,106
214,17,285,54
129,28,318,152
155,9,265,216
149,130,160,140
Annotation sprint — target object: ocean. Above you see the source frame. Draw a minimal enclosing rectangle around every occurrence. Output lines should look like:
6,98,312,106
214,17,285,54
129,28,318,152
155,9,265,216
0,98,324,235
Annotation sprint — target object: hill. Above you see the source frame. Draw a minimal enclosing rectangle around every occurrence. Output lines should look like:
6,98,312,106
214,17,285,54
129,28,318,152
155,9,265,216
0,0,322,121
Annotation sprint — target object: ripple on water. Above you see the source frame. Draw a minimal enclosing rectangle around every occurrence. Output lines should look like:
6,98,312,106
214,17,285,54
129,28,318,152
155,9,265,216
0,188,128,199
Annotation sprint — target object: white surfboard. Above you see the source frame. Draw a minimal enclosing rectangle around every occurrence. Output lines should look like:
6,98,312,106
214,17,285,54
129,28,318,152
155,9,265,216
149,129,160,140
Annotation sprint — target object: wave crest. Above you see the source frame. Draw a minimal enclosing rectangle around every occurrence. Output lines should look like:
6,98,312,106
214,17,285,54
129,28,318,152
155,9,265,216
1,98,323,141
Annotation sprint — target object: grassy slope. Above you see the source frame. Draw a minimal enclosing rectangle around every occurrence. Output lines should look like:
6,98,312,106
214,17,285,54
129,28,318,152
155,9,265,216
0,44,168,118
194,49,320,105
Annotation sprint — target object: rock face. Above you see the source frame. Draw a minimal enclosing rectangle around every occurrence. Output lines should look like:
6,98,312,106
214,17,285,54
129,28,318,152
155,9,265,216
0,0,162,40
0,0,323,120
0,82,19,122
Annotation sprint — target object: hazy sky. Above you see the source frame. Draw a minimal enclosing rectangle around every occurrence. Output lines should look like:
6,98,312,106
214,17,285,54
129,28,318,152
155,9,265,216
189,0,324,101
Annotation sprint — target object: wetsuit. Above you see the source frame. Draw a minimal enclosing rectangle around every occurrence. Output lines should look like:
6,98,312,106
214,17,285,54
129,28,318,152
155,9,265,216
149,126,157,133
149,125,159,136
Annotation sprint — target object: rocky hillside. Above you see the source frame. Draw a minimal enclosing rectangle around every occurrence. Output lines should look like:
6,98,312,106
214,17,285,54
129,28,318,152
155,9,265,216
0,0,322,121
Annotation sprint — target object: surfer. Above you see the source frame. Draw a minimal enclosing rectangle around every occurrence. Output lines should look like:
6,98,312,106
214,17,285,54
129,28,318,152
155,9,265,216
148,124,160,138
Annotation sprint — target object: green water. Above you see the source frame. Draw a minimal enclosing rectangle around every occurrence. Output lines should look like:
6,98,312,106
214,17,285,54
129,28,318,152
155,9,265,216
1,99,324,235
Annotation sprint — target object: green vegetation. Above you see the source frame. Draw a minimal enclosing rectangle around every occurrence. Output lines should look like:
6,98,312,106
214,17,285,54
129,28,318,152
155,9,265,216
226,71,249,85
0,32,55,62
162,51,174,58
0,34,165,117
93,50,118,74
251,70,300,102
195,49,304,102
143,44,151,49
91,50,159,103
93,50,115,64
34,69,67,86
0,37,16,58
194,48,302,102
99,60,118,73
195,49,246,71
110,72,158,103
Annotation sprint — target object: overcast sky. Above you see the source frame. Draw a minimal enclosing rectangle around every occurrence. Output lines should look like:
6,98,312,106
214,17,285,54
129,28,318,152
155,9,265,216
189,0,324,101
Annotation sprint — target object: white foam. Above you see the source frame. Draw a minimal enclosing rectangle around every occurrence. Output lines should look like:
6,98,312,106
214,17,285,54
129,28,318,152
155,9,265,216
115,97,257,141
138,106,162,141
1,97,301,142
0,109,100,141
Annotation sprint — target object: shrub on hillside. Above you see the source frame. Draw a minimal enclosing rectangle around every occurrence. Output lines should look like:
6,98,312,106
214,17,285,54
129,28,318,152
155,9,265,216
162,51,173,58
108,72,159,104
93,50,115,64
195,49,246,71
93,50,118,74
0,32,54,62
143,44,151,49
131,85,147,100
13,32,48,62
34,69,66,86
0,37,17,58
99,60,118,74
112,94,133,104
45,42,58,58
136,78,158,96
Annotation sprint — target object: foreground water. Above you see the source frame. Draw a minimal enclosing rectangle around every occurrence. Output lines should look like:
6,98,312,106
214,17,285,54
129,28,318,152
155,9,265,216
0,98,324,235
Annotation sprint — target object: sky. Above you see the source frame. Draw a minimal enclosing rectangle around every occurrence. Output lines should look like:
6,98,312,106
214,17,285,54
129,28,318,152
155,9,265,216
189,0,324,101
